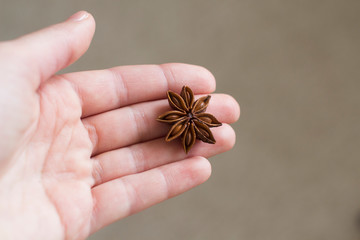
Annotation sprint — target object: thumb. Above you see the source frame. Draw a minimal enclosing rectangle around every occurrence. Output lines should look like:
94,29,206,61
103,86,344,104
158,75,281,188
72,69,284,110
4,11,95,89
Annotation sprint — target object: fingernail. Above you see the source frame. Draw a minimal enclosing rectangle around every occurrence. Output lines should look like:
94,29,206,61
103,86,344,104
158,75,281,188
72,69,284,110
68,11,89,22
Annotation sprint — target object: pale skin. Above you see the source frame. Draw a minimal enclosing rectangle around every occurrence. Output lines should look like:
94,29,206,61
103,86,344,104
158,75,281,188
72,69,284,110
0,11,240,240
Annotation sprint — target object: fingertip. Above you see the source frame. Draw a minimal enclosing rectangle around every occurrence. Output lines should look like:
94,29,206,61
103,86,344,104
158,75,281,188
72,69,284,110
215,124,236,152
194,65,216,93
66,11,96,62
67,11,96,28
67,10,90,22
189,156,212,183
226,94,240,121
214,94,241,122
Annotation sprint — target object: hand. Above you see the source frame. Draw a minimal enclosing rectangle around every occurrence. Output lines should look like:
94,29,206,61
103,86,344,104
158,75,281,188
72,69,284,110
0,11,240,240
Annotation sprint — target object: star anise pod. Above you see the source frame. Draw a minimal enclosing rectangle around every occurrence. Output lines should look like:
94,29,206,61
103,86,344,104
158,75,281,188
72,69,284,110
157,86,222,153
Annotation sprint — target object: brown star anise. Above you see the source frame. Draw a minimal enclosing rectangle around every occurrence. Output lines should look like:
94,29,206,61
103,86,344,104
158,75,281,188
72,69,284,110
157,86,222,153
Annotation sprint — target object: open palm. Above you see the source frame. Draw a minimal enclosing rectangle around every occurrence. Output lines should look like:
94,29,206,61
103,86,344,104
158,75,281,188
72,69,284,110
0,12,239,240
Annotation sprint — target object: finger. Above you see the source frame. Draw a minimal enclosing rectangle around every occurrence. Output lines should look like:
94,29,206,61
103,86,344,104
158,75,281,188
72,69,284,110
90,156,211,233
3,11,95,89
61,63,216,117
91,124,235,186
82,94,240,155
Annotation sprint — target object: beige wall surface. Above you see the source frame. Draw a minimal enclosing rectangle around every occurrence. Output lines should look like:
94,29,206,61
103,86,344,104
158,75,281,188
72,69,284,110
1,0,360,239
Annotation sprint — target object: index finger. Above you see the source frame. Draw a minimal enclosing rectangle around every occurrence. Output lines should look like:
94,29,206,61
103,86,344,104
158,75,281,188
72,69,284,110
60,63,216,117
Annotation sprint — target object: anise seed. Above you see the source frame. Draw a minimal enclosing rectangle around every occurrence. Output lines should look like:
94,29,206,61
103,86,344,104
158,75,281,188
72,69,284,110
158,86,221,153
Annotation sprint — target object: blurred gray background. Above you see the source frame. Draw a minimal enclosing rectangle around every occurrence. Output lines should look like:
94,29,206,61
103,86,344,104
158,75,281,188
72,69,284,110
1,0,360,239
